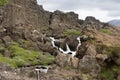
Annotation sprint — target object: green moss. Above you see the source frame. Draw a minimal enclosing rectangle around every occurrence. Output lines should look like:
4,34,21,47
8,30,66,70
100,66,120,80
0,39,3,43
40,27,49,34
0,41,55,68
0,0,9,6
97,44,113,55
97,44,120,57
111,46,120,57
0,43,5,52
89,39,96,44
100,29,112,35
23,40,31,44
0,46,5,51
97,44,120,79
63,29,81,36
0,54,12,65
22,40,36,50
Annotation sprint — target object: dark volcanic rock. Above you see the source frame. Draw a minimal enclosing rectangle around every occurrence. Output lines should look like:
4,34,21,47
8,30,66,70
82,16,106,33
0,0,50,40
48,10,81,35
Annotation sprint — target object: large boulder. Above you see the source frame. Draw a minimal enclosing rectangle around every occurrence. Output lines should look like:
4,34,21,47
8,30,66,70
85,44,97,57
55,53,79,68
96,54,108,61
2,36,12,46
76,43,96,59
40,42,58,56
78,55,101,77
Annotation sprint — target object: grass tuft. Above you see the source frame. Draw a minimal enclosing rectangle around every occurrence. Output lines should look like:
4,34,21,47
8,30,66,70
63,29,81,36
100,29,112,35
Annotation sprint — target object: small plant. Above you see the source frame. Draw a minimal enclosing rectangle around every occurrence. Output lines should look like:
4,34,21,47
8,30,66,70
63,29,81,36
90,39,96,44
0,0,9,6
100,29,112,35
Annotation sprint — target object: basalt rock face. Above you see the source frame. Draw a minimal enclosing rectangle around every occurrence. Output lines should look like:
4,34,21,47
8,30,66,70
0,0,120,80
0,0,50,40
0,0,83,45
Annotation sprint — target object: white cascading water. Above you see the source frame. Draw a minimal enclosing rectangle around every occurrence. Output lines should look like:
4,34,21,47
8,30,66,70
66,43,76,57
59,43,71,54
49,37,59,49
50,36,82,57
39,66,49,74
35,66,49,80
76,36,81,50
35,69,40,80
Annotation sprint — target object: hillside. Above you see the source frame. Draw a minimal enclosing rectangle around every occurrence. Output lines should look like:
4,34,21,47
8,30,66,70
0,0,120,80
108,19,120,26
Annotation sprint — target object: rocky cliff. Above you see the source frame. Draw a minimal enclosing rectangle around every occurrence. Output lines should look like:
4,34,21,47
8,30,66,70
0,0,120,80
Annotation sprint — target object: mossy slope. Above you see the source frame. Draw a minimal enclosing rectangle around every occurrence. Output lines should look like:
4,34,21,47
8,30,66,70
0,42,55,68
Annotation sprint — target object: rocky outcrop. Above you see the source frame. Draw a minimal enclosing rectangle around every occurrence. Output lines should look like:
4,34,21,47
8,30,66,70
48,10,81,35
0,0,50,41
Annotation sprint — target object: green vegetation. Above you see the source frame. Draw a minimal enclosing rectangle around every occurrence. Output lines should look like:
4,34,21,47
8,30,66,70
63,29,81,36
40,27,49,33
97,44,120,80
100,65,120,80
100,29,112,35
97,44,120,57
0,0,8,6
0,42,55,68
22,40,35,50
89,39,97,44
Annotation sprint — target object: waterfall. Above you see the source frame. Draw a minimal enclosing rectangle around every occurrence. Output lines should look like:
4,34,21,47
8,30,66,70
35,66,49,80
35,69,40,80
66,43,71,52
49,37,59,49
59,43,71,54
39,66,49,74
50,36,82,57
76,36,81,50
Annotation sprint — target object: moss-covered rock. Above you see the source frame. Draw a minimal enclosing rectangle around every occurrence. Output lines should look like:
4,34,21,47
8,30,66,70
0,41,55,68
